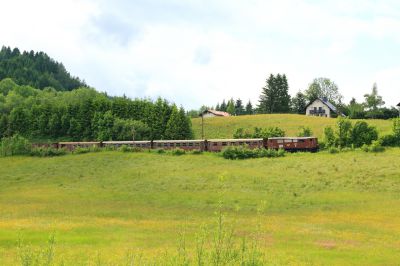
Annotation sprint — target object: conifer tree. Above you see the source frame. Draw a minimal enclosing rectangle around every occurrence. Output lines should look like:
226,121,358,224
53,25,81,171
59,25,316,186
245,100,253,115
235,99,244,115
226,99,235,115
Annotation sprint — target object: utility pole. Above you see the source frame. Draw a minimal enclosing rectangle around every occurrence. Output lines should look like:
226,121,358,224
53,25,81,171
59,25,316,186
201,113,204,139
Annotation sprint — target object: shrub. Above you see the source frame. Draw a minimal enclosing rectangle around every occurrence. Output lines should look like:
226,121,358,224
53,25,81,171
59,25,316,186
118,145,142,153
30,147,67,157
351,121,378,147
336,117,352,148
297,126,313,137
324,126,336,147
328,147,339,154
190,150,203,155
362,140,385,153
0,134,31,156
222,146,285,160
170,149,186,156
73,147,90,154
380,134,399,147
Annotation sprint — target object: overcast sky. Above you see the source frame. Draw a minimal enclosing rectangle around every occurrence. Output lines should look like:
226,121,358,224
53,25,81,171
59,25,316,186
1,0,400,109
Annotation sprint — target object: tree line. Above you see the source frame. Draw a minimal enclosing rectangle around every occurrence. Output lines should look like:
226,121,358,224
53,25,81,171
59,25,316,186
0,46,86,91
0,78,193,141
194,74,398,119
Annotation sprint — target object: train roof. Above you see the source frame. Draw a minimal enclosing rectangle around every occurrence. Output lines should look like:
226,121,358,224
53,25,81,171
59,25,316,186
268,137,317,140
153,139,205,143
59,142,101,144
207,138,264,142
102,141,151,144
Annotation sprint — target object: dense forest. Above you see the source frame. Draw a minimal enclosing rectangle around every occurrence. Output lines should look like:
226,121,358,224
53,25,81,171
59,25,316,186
0,78,193,141
0,46,86,91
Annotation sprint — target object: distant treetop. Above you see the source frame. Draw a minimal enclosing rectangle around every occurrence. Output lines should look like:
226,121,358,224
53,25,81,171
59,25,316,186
0,46,87,91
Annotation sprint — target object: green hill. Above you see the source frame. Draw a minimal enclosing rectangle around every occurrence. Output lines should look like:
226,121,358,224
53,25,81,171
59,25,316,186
1,150,400,264
192,114,393,139
0,46,86,91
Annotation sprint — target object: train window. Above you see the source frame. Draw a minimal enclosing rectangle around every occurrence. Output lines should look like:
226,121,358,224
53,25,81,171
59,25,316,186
239,142,244,145
284,139,292,143
293,139,298,143
222,142,227,146
195,143,199,146
212,142,218,146
277,140,284,144
163,143,168,147
176,143,180,147
189,143,193,146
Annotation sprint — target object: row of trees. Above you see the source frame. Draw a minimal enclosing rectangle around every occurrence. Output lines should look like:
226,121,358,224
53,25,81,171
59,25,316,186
201,75,398,119
0,78,193,141
0,46,87,91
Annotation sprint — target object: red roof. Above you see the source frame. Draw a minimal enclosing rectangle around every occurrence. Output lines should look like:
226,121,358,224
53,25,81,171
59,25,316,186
203,110,230,117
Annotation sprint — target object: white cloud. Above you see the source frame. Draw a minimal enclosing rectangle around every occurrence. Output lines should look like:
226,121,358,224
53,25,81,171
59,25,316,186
1,0,400,108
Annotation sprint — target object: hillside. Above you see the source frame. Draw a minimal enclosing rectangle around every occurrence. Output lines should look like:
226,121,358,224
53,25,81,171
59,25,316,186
0,46,86,91
1,150,400,264
192,114,393,139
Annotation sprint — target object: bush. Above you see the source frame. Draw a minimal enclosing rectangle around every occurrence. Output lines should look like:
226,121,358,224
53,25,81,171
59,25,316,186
362,140,385,153
0,134,31,156
328,147,339,154
170,148,186,156
190,150,203,155
380,134,400,147
222,146,285,160
351,121,378,147
297,126,313,137
73,147,90,154
30,147,67,157
118,145,142,153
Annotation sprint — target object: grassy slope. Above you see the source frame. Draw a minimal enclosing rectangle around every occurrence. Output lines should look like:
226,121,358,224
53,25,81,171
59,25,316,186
191,114,393,139
1,150,400,264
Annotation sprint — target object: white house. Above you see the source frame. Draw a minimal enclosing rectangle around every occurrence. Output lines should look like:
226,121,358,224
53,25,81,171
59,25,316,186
305,98,337,118
201,109,230,118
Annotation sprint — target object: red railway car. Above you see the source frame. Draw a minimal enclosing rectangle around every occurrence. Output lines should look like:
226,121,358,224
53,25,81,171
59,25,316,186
152,140,206,151
102,141,152,149
267,137,318,152
58,142,102,151
206,139,264,152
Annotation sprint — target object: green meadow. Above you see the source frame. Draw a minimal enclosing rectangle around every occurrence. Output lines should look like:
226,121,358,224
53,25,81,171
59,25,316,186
1,149,400,265
192,114,393,139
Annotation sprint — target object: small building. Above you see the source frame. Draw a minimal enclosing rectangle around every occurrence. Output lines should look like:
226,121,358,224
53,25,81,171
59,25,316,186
305,98,337,118
201,109,230,118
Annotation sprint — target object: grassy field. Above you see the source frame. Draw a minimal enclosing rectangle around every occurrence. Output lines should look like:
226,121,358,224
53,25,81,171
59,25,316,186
1,149,400,265
192,114,393,139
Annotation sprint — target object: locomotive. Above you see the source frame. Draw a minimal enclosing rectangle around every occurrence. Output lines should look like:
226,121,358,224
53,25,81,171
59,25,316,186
56,137,318,152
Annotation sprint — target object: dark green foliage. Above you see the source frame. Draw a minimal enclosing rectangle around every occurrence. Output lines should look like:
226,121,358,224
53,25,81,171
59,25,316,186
380,118,400,146
0,134,31,156
351,121,378,147
0,78,193,141
245,100,253,115
291,91,307,114
222,146,285,160
324,118,379,149
258,74,291,113
0,46,86,91
233,127,285,139
170,148,186,156
30,147,67,157
234,99,244,115
164,106,193,140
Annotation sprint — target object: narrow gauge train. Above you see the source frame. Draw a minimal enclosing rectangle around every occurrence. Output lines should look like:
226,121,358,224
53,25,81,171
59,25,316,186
54,137,318,152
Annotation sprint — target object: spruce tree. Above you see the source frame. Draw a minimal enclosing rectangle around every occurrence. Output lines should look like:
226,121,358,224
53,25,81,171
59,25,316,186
220,100,227,111
245,100,253,115
226,99,235,115
235,99,244,115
